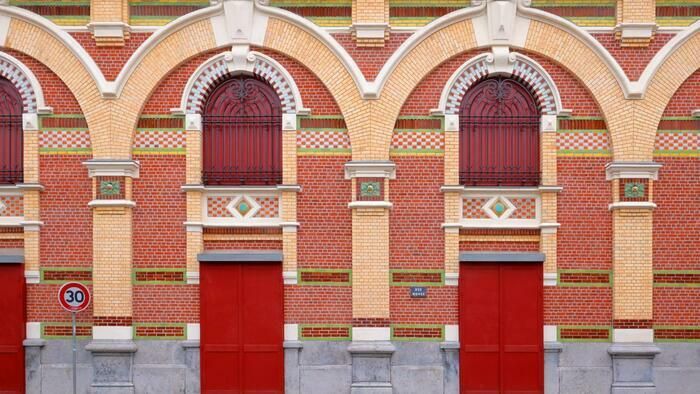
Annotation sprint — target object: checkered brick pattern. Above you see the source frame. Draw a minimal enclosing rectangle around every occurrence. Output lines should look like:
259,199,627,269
297,130,350,149
186,55,297,114
391,131,444,151
512,60,557,115
40,129,91,149
207,196,234,218
0,57,37,113
133,130,186,149
655,132,698,151
462,197,490,219
252,196,280,218
0,195,23,217
557,132,610,151
510,197,537,219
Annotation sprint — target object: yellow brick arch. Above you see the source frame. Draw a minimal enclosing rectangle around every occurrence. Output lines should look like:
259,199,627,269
637,28,700,156
1,11,104,156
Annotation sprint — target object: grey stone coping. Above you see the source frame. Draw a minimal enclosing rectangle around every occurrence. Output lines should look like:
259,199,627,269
440,341,460,350
544,341,564,352
608,343,661,356
283,340,303,349
198,250,283,263
23,339,46,347
347,341,396,354
180,340,200,349
85,340,138,353
0,248,24,263
459,252,546,263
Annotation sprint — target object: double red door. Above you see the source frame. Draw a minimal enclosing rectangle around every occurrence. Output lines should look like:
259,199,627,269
0,263,25,393
460,262,543,393
200,262,284,393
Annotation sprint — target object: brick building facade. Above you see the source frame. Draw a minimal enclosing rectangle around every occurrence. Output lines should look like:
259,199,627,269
0,0,698,393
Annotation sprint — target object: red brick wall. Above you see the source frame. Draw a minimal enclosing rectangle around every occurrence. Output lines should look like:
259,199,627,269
142,47,341,115
71,32,151,81
557,158,613,270
4,49,82,113
389,157,444,269
27,283,94,323
654,288,700,326
297,156,352,269
132,155,186,268
653,158,700,270
390,287,458,324
284,286,352,324
133,285,199,323
398,50,603,117
333,33,410,81
40,155,93,267
544,287,612,325
662,70,700,116
593,33,673,81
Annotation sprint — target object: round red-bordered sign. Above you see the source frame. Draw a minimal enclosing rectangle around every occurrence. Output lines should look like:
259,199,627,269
58,282,91,312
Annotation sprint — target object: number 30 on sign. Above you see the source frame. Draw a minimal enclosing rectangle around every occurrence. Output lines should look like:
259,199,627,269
58,282,91,313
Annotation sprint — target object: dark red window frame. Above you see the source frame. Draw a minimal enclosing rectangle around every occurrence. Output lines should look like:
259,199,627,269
0,77,23,185
459,77,540,186
202,75,282,186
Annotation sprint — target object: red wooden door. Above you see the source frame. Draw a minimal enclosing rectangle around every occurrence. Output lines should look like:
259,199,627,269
0,263,25,393
200,262,284,393
460,262,543,393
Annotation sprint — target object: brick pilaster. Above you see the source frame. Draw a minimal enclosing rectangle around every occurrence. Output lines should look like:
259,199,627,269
89,0,130,46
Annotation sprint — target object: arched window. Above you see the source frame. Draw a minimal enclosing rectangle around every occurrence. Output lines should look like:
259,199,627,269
459,77,540,186
202,75,282,186
0,77,23,185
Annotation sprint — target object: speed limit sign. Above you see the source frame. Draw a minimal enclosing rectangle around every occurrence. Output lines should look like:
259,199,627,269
58,282,91,312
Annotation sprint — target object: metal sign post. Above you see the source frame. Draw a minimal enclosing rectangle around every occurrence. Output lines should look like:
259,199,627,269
58,282,91,394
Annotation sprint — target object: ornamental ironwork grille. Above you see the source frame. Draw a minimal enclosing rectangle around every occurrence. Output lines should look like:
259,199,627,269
202,76,282,186
459,77,540,186
0,78,23,185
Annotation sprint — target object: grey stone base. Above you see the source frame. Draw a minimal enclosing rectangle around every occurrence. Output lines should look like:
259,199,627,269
25,340,700,393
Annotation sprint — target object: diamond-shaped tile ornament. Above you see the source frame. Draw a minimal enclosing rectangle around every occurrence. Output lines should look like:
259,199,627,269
226,195,261,219
483,196,515,219
0,200,5,213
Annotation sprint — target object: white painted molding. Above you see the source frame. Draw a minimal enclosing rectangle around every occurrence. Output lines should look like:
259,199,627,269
351,22,389,40
692,109,700,118
615,22,657,40
445,272,459,286
284,324,299,341
0,51,49,113
444,115,460,132
613,328,654,343
16,183,44,192
88,200,137,209
186,323,200,341
283,271,297,285
186,271,200,285
540,223,560,234
282,113,297,131
435,51,564,116
185,114,202,131
83,160,141,178
177,50,310,116
20,221,43,232
605,162,662,180
352,327,391,341
0,217,23,227
92,326,133,341
0,14,9,46
281,222,300,232
543,272,557,286
24,270,40,284
609,202,657,211
182,184,300,193
445,325,459,342
544,325,557,342
26,322,41,339
348,201,393,210
540,115,557,133
344,161,396,179
87,22,130,40
22,113,38,131
184,222,203,233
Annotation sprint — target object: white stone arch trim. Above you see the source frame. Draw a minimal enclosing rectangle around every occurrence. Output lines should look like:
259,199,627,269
0,51,49,115
438,52,563,116
180,51,309,116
